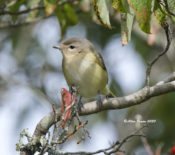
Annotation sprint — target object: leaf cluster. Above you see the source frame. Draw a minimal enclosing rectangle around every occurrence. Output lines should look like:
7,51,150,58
0,0,175,43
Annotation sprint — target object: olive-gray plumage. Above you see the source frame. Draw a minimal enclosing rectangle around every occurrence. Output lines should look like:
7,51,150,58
54,37,114,98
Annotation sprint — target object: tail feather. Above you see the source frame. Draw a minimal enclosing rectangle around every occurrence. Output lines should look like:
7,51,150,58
102,85,116,98
107,90,116,98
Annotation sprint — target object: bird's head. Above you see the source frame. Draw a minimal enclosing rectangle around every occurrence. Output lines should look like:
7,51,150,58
53,37,94,57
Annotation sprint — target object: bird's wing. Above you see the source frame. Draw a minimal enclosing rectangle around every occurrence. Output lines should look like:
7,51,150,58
90,46,107,71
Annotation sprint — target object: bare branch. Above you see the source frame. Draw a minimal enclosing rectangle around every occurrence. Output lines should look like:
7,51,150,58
107,134,145,155
0,6,45,15
81,81,175,115
0,0,78,15
48,134,144,155
163,0,175,17
32,111,60,144
18,72,175,154
0,0,78,29
0,16,49,29
156,72,175,85
145,22,172,86
28,75,175,144
51,121,88,145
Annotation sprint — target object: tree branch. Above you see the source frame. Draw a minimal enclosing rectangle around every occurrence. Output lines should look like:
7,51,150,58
0,16,49,29
0,0,77,15
0,6,45,15
163,0,175,17
0,0,78,29
48,134,144,155
145,22,172,86
28,75,175,145
81,81,175,115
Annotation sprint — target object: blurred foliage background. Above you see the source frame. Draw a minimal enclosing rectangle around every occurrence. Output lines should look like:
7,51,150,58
0,0,175,154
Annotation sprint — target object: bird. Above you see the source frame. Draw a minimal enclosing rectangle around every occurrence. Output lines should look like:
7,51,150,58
53,37,115,99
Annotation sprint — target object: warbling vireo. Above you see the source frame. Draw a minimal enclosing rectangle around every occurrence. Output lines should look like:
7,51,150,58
53,37,115,98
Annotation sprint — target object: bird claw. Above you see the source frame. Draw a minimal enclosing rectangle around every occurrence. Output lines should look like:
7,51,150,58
97,94,103,110
78,96,83,111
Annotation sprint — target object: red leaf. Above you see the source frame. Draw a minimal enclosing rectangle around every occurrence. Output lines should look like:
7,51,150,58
61,88,77,127
171,146,175,155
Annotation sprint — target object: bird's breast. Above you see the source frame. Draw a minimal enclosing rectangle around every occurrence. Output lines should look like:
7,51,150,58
63,53,96,81
62,53,108,97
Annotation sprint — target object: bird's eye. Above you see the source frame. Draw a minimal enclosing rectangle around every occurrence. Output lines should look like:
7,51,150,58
69,45,75,49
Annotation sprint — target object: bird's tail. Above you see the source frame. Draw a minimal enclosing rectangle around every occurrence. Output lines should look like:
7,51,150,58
107,90,116,98
102,85,116,98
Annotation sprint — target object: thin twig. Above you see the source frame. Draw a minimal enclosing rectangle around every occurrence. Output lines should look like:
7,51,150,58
0,0,78,16
52,121,88,145
51,103,59,148
0,16,49,29
50,126,147,155
39,132,51,155
156,72,175,85
74,103,91,144
0,6,45,15
48,134,144,155
54,100,76,147
107,126,147,155
163,0,175,17
141,137,154,155
108,134,145,155
19,73,175,154
51,91,78,148
145,22,172,86
0,0,78,29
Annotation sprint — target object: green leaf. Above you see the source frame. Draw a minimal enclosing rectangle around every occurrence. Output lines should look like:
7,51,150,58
45,0,58,4
154,1,166,24
27,0,41,8
154,8,166,24
112,0,125,12
121,0,132,13
27,0,41,21
55,4,78,39
44,0,57,16
127,0,152,33
8,0,26,22
8,0,26,11
26,0,41,21
121,12,134,45
0,0,5,3
94,0,111,28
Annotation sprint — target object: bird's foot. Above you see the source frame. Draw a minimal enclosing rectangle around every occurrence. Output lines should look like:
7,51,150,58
78,96,83,111
97,94,103,110
69,85,78,96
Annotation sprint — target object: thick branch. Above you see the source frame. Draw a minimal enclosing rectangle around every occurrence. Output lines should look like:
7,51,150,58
31,80,175,143
80,81,175,115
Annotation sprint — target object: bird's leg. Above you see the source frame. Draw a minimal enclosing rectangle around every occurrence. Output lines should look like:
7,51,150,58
69,85,74,96
97,91,103,109
69,85,83,110
78,96,83,111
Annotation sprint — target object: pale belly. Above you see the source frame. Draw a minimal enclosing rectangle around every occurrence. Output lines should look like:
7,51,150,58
63,53,108,98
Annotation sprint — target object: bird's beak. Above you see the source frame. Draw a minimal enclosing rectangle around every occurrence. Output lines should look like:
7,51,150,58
53,46,61,50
